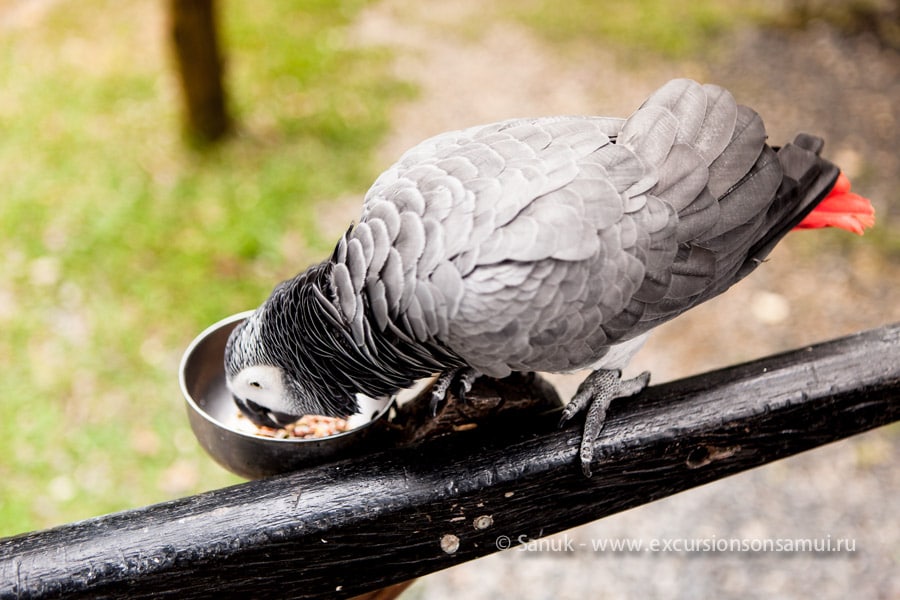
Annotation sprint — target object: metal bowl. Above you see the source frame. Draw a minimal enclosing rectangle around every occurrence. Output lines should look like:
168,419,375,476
179,311,393,479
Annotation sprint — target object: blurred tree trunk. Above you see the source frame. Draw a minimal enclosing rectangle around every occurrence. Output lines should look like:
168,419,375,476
169,0,230,144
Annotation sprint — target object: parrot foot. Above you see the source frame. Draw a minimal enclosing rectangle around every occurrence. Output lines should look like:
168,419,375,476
429,367,479,416
559,369,650,478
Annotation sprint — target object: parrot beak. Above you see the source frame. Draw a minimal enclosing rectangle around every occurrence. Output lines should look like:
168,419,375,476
233,395,301,429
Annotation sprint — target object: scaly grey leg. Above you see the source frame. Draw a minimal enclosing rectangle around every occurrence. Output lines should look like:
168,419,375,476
429,367,479,415
560,369,651,477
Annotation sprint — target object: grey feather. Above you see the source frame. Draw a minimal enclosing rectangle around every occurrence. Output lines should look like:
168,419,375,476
418,217,445,274
429,261,464,318
584,116,627,139
482,216,543,263
234,79,847,404
694,84,738,165
413,281,441,337
501,123,552,152
403,292,428,341
368,279,389,331
365,200,401,241
701,145,781,240
436,155,479,182
399,249,419,314
345,237,366,293
707,106,766,198
632,267,673,302
420,182,455,223
453,142,505,179
673,188,720,243
468,176,503,210
351,222,375,273
380,248,404,314
651,143,709,211
452,249,479,276
492,164,548,227
438,198,475,258
559,176,624,230
618,104,679,168
349,299,367,346
331,262,357,322
666,246,716,298
311,285,343,326
591,143,652,196
641,78,708,146
387,181,427,216
363,219,391,284
394,211,426,271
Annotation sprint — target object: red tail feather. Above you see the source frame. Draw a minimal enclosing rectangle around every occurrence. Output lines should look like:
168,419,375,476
794,172,875,235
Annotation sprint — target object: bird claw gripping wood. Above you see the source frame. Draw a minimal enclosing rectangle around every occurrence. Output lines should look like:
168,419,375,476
559,370,651,477
430,367,479,415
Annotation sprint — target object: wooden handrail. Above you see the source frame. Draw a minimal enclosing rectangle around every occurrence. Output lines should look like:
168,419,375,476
1,324,898,599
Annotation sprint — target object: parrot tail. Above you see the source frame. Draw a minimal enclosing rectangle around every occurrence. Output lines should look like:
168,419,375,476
793,172,875,235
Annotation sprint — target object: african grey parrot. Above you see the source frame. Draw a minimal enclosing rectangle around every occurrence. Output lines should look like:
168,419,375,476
224,78,874,476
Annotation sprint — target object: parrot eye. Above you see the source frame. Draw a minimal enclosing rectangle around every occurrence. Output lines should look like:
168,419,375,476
249,381,262,388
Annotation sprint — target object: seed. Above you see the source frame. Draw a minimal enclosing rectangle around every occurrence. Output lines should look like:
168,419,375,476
237,411,350,439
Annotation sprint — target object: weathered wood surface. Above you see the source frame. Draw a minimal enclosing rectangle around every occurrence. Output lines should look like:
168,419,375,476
1,324,898,599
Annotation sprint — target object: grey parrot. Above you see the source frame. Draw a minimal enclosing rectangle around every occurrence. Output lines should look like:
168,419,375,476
224,78,874,476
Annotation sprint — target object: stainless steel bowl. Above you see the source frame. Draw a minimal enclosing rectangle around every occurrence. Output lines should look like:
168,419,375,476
179,311,393,479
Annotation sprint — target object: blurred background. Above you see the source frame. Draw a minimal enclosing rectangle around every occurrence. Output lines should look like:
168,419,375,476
0,0,897,597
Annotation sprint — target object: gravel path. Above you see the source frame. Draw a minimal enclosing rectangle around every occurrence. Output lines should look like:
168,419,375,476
350,2,899,598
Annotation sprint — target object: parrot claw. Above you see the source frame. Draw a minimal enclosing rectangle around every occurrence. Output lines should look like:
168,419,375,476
560,369,650,477
429,367,479,415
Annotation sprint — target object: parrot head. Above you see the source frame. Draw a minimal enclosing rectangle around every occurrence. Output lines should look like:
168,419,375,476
223,280,361,429
224,311,307,429
227,363,298,429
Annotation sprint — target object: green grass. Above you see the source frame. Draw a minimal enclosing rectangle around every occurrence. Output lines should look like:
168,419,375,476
509,0,774,58
2,0,893,542
0,0,411,536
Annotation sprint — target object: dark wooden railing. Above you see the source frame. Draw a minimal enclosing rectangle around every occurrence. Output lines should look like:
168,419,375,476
1,324,898,599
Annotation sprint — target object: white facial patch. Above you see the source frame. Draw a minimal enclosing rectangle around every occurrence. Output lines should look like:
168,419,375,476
229,365,293,414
